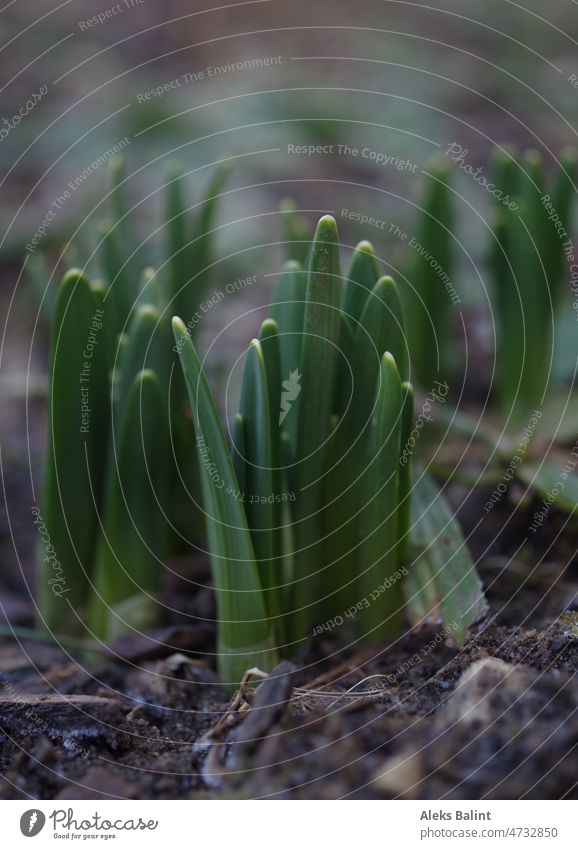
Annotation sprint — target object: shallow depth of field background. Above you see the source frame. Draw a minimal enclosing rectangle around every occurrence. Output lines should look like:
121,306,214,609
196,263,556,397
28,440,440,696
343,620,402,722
1,0,578,589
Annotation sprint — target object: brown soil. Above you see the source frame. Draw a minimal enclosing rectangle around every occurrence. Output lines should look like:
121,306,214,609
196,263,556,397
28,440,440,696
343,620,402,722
0,490,577,799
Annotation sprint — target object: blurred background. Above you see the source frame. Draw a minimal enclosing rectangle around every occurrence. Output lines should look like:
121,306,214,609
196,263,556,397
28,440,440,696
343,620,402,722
3,0,578,257
1,0,578,596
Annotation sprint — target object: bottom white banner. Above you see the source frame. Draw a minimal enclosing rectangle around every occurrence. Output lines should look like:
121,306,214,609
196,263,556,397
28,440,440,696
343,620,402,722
2,800,575,848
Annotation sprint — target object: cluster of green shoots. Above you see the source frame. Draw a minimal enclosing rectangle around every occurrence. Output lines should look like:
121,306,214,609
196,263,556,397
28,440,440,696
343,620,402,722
36,158,229,639
489,147,576,418
173,216,414,685
402,150,576,425
35,159,488,689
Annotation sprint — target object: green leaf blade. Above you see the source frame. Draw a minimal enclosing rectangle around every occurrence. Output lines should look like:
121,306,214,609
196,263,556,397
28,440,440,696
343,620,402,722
405,159,454,388
398,381,414,571
238,338,280,621
291,215,342,641
407,471,488,642
90,370,168,640
359,353,404,642
342,240,378,331
37,270,109,633
270,260,307,451
348,275,407,440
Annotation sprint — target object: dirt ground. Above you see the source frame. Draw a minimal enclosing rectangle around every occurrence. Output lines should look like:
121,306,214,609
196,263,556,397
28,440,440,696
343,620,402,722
0,470,577,799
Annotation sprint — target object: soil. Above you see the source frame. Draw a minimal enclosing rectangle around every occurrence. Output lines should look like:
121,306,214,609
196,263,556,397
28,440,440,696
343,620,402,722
0,485,577,799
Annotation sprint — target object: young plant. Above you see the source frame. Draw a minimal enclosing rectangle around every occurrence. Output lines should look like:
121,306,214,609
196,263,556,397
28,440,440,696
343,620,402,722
36,158,228,639
174,215,487,689
36,172,487,683
173,325,278,686
490,147,577,421
402,158,454,390
37,269,170,638
37,270,110,633
400,148,575,428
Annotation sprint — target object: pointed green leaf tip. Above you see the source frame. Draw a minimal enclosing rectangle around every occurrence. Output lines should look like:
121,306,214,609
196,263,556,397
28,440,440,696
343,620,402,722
357,240,373,252
314,214,339,244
